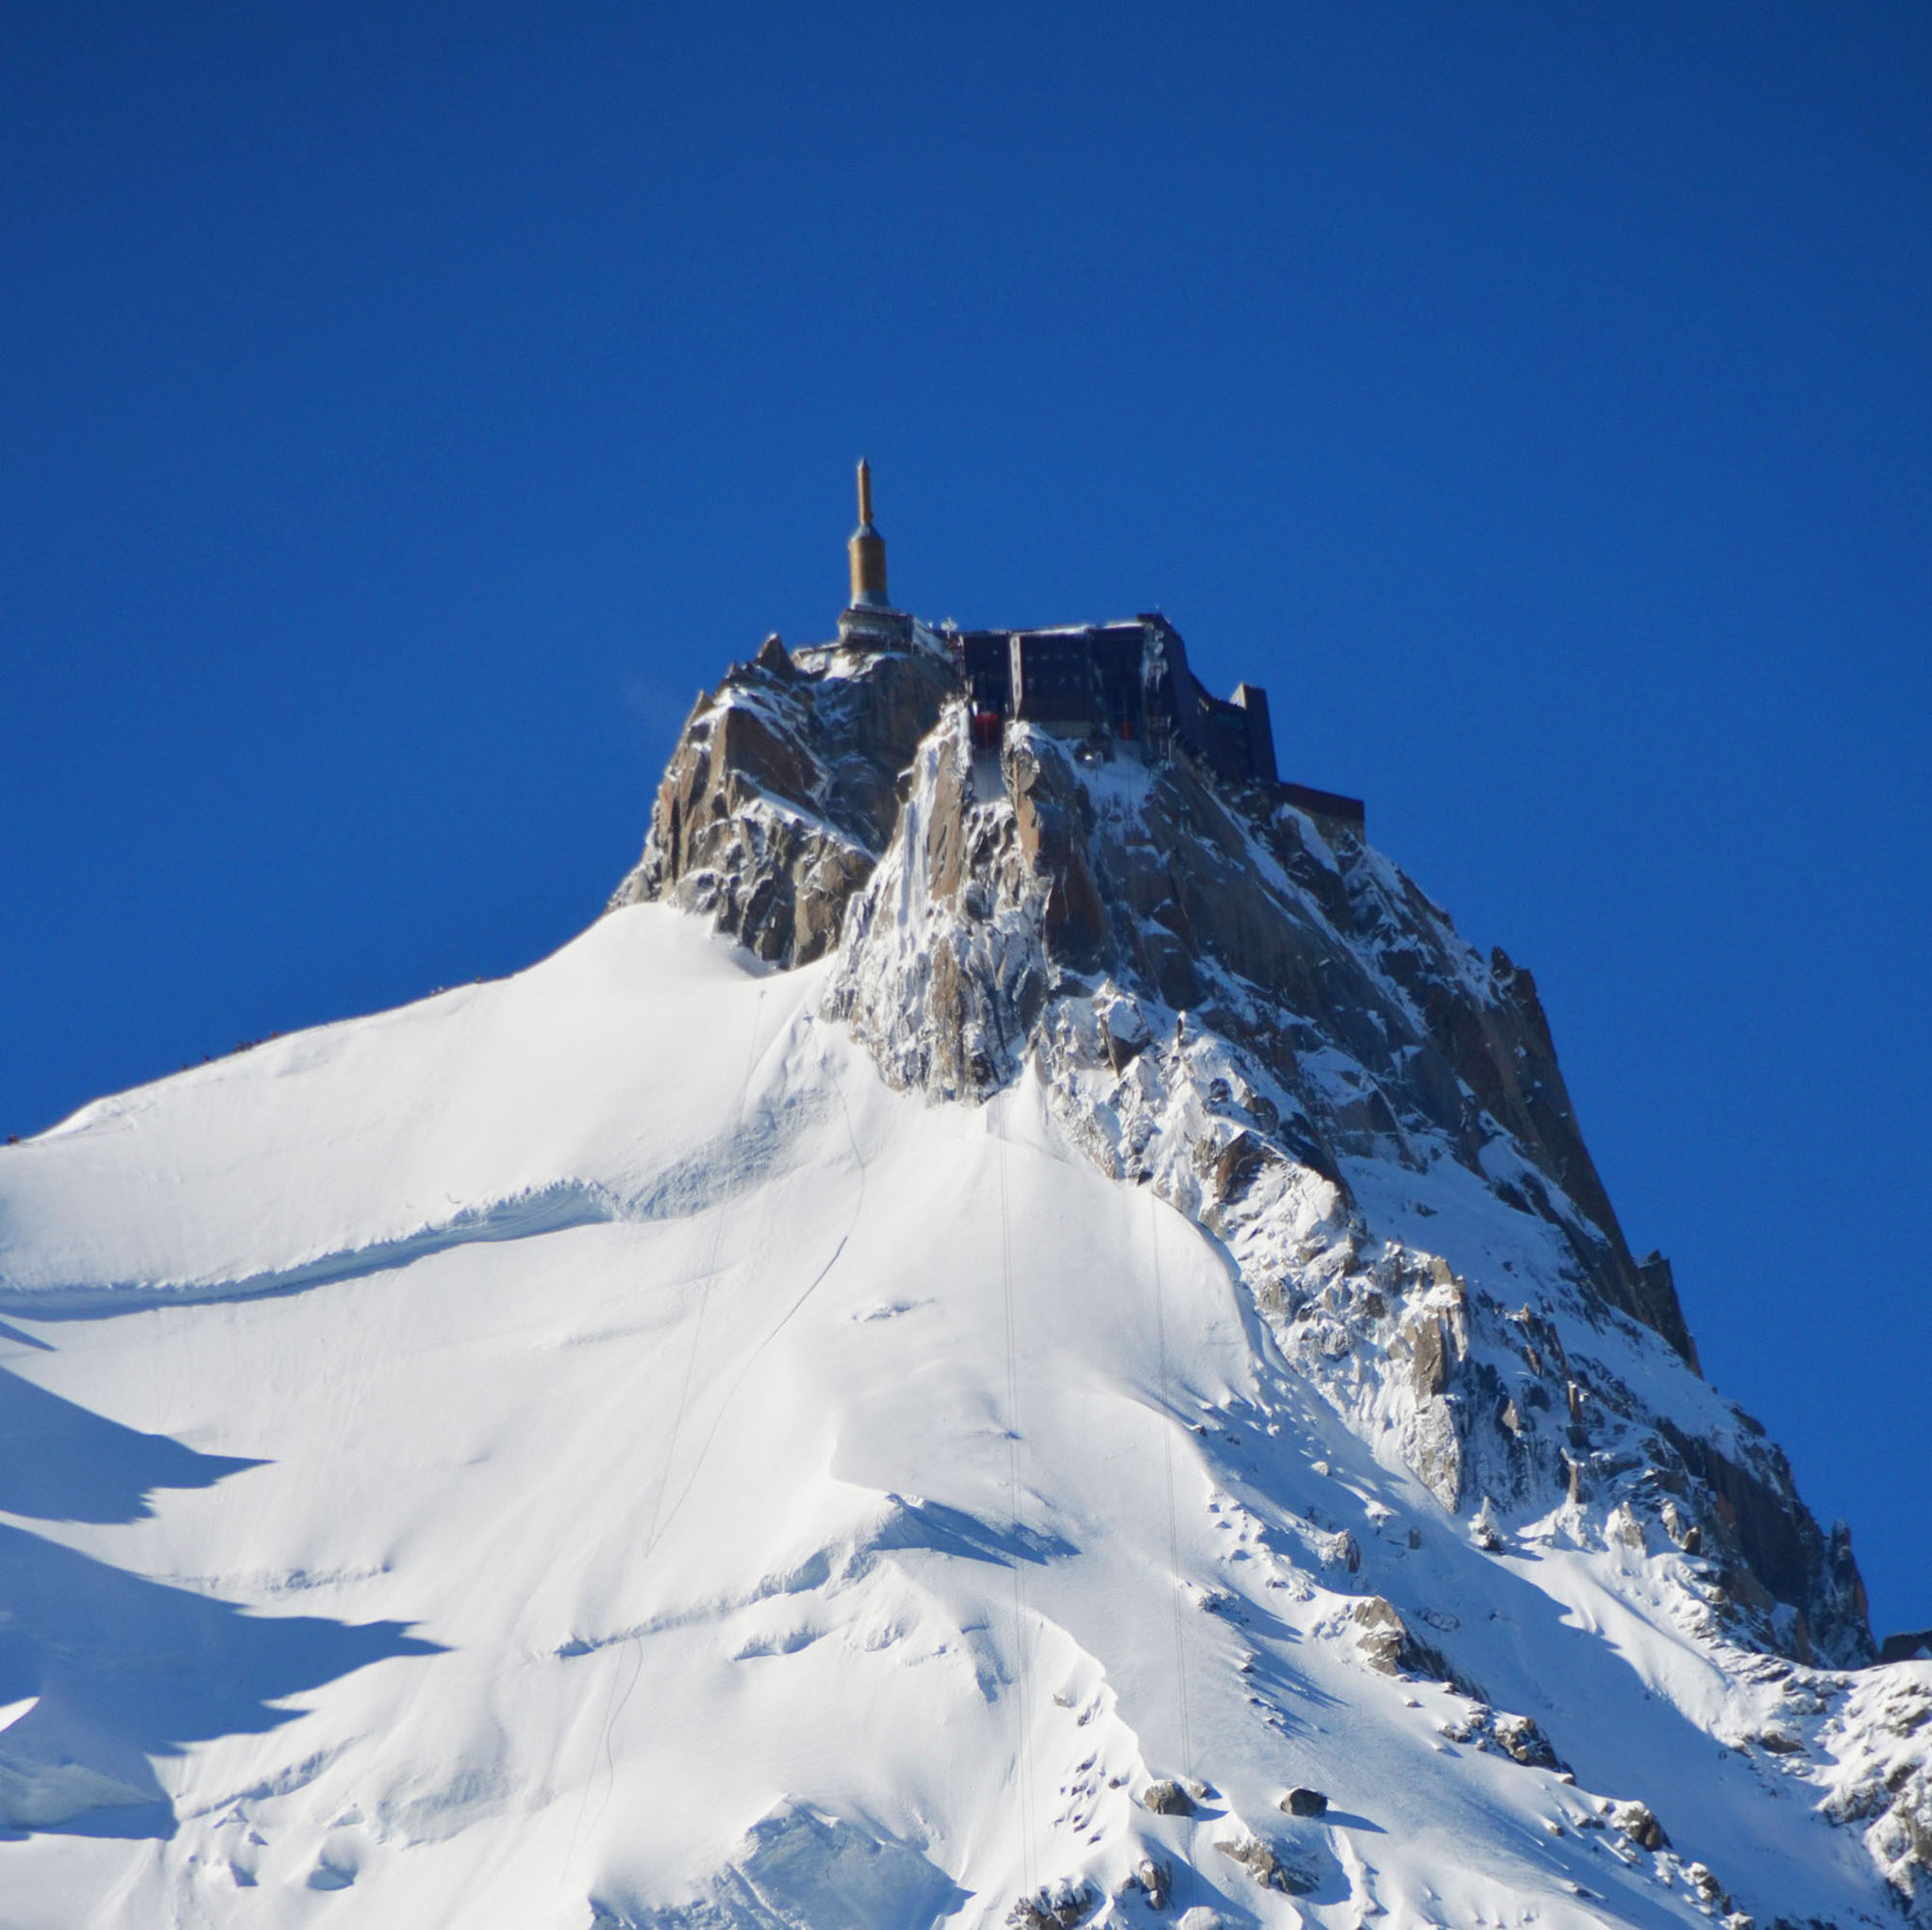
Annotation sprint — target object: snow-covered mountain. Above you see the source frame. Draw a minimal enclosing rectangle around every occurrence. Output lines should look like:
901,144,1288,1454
1,616,1925,1929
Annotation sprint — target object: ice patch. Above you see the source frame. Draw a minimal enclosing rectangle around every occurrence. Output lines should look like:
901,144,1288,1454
597,1800,970,1929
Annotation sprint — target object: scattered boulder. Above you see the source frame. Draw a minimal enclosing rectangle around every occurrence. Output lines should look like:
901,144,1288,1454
1684,1862,1726,1905
1434,1702,1570,1772
1141,1779,1195,1817
1492,1714,1566,1772
1470,1497,1504,1553
1609,1799,1670,1851
1350,1596,1475,1693
1279,1786,1328,1818
1007,1882,1095,1927
1119,1856,1170,1911
1214,1835,1314,1895
1352,1597,1410,1675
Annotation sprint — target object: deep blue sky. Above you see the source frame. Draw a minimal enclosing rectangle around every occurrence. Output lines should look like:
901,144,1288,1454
3,6,1926,1632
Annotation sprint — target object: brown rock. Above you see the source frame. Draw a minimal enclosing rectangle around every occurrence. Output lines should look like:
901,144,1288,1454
1609,1799,1669,1851
1214,1837,1313,1895
609,639,949,967
1141,1779,1194,1816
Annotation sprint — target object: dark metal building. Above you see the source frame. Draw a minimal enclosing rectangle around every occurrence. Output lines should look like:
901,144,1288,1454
954,615,1319,794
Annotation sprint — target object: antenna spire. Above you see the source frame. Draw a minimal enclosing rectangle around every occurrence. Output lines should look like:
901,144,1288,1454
847,458,889,609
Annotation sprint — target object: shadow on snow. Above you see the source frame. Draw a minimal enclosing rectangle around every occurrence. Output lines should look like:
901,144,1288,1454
0,1366,264,1524
0,1367,441,1840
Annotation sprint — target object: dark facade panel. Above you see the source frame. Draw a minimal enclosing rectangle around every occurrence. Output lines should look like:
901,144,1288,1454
1011,632,1100,724
1186,694,1250,783
1090,630,1146,740
960,632,1011,716
1281,781,1366,826
1232,684,1278,785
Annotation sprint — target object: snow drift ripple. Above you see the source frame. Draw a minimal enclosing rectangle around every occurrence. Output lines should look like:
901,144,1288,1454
0,1181,626,1317
0,1086,828,1317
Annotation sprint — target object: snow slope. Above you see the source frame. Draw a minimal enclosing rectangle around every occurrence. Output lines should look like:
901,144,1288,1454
0,902,1923,1928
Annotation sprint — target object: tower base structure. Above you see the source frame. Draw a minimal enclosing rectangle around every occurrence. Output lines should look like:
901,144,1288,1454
836,604,914,651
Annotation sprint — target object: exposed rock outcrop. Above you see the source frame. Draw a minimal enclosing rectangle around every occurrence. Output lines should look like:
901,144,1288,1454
1214,1834,1315,1895
1818,1662,1932,1917
608,631,952,965
827,704,1695,1364
1609,1799,1671,1852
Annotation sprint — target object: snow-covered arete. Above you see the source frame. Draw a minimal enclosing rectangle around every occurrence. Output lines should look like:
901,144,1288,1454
0,630,1924,1928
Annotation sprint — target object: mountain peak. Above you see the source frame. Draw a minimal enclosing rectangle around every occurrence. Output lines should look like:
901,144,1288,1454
602,603,1926,1916
0,592,1922,1926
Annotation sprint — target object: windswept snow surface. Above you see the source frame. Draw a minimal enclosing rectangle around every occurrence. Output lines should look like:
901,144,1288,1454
0,907,1912,1926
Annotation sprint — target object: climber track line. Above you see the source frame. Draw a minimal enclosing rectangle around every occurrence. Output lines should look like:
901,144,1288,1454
641,983,769,1561
561,985,767,1888
647,1038,870,1548
1150,1188,1195,1901
997,1104,1038,1903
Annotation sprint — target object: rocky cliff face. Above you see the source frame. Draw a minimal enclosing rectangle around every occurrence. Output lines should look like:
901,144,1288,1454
609,631,952,966
616,631,1870,1672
